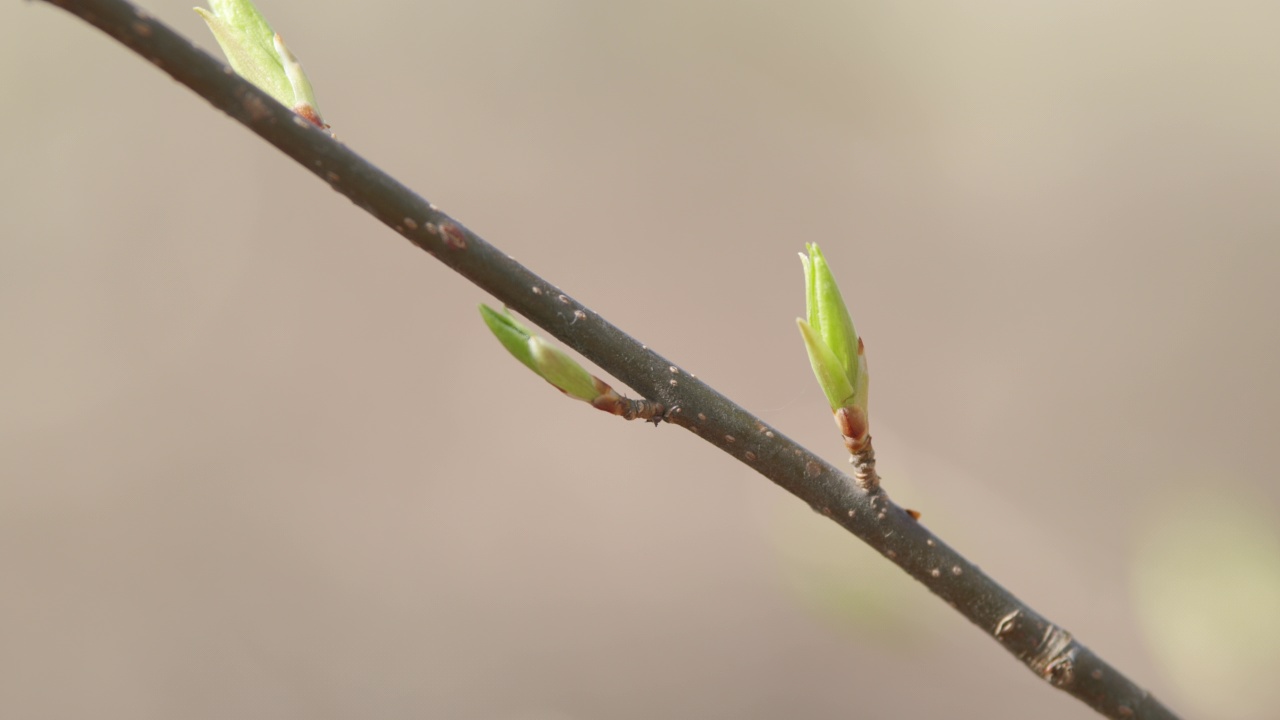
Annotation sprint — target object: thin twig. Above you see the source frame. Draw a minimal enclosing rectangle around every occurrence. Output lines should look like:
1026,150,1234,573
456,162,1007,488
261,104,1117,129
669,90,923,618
34,1,1180,717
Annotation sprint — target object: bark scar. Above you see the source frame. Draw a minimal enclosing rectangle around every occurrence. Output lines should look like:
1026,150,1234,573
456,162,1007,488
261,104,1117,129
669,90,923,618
1030,623,1076,686
994,611,1077,687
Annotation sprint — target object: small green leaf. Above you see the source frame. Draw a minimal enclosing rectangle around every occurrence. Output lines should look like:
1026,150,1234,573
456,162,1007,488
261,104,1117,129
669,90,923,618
273,34,318,115
797,318,856,410
195,0,321,121
479,305,600,402
529,336,600,402
798,243,868,416
479,304,538,373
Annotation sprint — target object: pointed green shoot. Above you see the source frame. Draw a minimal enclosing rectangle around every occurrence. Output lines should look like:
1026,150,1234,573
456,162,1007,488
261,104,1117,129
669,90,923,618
195,0,322,124
479,305,600,402
797,243,868,416
797,318,857,410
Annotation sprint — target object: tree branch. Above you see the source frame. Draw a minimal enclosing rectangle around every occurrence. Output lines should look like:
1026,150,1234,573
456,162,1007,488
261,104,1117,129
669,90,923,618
35,1,1180,717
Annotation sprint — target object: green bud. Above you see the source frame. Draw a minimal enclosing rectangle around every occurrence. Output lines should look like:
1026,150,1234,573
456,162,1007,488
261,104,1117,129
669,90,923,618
479,304,538,371
195,0,323,126
797,244,870,448
797,317,857,410
479,305,600,402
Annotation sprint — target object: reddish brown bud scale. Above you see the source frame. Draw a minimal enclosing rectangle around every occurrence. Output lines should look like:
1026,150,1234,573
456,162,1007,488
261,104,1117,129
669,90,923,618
294,105,327,129
834,406,870,453
590,386,624,414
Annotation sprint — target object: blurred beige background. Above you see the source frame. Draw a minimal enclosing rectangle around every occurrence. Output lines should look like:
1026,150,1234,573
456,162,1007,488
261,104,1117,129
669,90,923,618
4,1,1279,718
